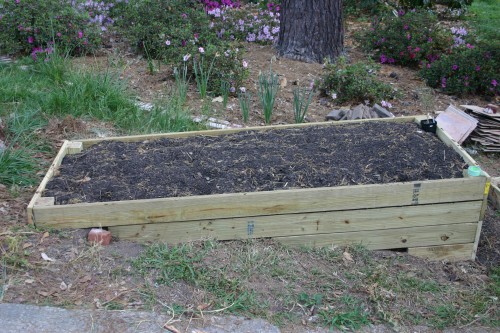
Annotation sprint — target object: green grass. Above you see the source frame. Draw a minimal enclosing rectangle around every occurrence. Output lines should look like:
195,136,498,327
468,0,500,48
0,52,203,186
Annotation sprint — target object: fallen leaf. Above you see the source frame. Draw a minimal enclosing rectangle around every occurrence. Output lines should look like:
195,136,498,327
343,251,354,262
60,281,68,291
79,275,92,283
25,279,35,284
196,303,211,311
74,300,83,306
211,96,223,103
164,324,181,333
39,231,49,244
41,252,55,262
37,291,50,297
22,242,33,249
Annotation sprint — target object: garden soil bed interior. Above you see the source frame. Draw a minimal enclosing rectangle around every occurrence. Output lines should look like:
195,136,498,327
28,117,490,261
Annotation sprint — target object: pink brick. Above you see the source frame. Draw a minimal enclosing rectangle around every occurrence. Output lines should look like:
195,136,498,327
88,229,112,246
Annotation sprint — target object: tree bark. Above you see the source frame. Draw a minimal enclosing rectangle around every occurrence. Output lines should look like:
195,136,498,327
277,0,344,63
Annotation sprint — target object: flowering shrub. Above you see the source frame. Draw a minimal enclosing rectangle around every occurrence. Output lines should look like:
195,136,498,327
208,3,280,44
320,57,396,104
0,0,101,56
420,46,499,96
118,0,247,94
200,0,240,10
357,10,453,68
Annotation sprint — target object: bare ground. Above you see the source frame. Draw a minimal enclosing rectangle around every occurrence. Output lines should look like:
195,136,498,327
1,19,499,332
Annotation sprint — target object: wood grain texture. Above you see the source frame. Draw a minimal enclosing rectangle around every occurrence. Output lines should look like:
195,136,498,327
276,223,478,250
32,177,486,228
27,141,70,224
109,201,482,242
408,243,474,261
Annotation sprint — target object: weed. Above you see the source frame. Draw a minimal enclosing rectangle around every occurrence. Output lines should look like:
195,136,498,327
0,146,40,186
318,295,370,331
257,64,280,124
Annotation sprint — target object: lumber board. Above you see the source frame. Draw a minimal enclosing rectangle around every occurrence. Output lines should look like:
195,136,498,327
413,116,478,168
79,116,416,149
408,243,474,261
32,177,486,228
27,141,70,224
275,223,478,250
489,177,500,210
109,201,483,242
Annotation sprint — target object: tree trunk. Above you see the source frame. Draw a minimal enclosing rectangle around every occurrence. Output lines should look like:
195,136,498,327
277,0,344,63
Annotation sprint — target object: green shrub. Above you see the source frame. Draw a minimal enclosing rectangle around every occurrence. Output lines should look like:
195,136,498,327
420,46,499,96
0,0,101,56
357,10,453,68
320,57,395,104
117,0,248,95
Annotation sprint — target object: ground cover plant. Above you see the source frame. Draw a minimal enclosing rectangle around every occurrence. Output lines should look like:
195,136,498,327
0,0,499,331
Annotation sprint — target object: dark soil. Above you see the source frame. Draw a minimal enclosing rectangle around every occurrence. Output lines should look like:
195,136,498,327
45,121,467,204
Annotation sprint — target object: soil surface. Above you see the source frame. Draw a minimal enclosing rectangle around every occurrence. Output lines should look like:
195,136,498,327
45,122,466,204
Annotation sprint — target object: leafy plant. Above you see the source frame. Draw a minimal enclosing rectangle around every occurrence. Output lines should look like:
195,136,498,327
420,46,499,96
257,64,279,124
0,0,101,56
318,296,370,331
220,80,230,108
320,57,395,104
292,85,314,123
357,10,453,68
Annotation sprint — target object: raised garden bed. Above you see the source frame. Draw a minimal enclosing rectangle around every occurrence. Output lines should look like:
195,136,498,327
27,117,491,261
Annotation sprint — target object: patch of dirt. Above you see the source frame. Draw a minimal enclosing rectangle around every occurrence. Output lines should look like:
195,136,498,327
44,122,466,204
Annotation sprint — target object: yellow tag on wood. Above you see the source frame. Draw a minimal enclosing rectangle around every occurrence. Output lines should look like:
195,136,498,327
484,181,491,195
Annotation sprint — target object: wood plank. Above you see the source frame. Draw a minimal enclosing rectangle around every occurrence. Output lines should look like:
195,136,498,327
27,141,70,224
275,223,478,250
489,177,500,210
471,220,483,261
67,141,83,154
408,243,474,261
109,201,483,242
79,117,416,148
414,116,478,168
32,177,486,228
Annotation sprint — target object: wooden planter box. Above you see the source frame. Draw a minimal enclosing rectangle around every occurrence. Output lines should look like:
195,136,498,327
27,116,490,261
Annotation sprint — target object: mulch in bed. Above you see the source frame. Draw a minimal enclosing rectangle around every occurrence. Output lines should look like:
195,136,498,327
44,122,468,204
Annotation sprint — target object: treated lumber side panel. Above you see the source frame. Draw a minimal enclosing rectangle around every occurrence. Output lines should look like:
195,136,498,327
27,141,70,225
489,177,500,210
80,117,416,148
275,223,478,250
109,201,483,242
32,177,486,228
408,243,474,261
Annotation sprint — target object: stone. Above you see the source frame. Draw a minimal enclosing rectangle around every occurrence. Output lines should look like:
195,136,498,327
372,104,395,118
88,229,112,246
325,109,345,121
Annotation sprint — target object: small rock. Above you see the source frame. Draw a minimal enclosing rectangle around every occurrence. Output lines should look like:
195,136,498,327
389,72,399,80
373,104,395,118
88,229,112,246
325,109,345,121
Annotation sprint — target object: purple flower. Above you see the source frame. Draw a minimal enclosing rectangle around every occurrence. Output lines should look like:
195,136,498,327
230,86,236,93
466,43,474,49
492,80,498,87
380,54,387,64
404,24,409,30
165,40,171,46
441,77,447,88
242,60,248,68
181,13,187,19
28,36,34,44
476,65,480,71
198,47,205,53
452,64,458,71
239,87,246,93
381,100,392,108
181,40,186,47
183,54,191,62
78,31,83,39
